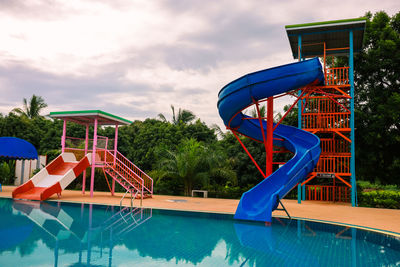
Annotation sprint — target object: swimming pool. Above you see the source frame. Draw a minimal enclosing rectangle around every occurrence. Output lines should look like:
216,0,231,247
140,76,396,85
0,198,399,266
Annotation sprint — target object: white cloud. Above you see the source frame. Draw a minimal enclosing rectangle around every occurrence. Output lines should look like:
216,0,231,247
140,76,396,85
0,0,398,129
0,0,208,76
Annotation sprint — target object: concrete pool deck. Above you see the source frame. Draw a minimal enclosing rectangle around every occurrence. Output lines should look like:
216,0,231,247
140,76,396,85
1,185,400,235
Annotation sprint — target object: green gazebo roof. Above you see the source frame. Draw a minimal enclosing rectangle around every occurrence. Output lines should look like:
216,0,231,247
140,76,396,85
285,17,366,59
49,110,132,125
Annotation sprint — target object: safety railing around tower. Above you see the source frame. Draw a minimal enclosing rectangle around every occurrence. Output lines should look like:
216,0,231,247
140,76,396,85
63,136,114,161
302,112,350,130
314,155,351,174
320,138,350,154
305,185,350,202
304,98,350,114
325,67,349,86
297,42,350,86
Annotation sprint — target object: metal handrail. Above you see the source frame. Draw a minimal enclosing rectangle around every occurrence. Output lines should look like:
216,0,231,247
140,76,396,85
120,189,139,209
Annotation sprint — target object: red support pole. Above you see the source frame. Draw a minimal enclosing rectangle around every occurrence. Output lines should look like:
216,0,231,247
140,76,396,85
254,99,269,177
273,90,306,131
231,130,266,178
266,97,274,177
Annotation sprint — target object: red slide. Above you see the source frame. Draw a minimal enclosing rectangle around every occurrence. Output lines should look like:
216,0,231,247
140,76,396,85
13,152,91,201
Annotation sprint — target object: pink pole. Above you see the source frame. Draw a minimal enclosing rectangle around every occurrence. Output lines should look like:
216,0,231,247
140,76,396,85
82,124,89,194
112,124,119,195
61,120,67,153
90,118,98,197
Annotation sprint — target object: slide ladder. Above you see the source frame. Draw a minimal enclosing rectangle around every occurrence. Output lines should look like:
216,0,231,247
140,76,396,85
103,150,153,200
217,58,324,222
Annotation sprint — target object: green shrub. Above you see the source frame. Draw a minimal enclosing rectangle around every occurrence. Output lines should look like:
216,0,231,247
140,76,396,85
358,190,400,209
205,184,252,199
357,180,400,192
0,161,16,185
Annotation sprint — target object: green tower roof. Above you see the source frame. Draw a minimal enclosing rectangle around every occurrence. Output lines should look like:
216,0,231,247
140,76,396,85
285,17,366,59
49,110,132,125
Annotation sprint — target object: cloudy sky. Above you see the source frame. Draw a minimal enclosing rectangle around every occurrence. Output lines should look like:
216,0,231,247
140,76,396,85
0,0,398,128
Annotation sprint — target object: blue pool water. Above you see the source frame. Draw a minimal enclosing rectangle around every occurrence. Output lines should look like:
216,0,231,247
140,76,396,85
0,198,399,266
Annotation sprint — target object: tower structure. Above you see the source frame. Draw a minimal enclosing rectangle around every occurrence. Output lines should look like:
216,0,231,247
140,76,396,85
285,18,366,206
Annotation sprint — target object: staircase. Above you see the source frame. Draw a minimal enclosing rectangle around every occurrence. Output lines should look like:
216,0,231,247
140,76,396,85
103,150,153,201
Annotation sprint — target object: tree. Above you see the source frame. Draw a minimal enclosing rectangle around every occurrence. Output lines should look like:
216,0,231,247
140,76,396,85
354,11,400,184
250,105,266,118
157,138,209,196
158,105,196,125
12,95,48,119
275,104,298,127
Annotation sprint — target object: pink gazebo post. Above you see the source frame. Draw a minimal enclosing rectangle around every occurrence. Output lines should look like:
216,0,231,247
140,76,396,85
112,124,119,195
90,118,98,197
61,119,67,153
82,124,89,194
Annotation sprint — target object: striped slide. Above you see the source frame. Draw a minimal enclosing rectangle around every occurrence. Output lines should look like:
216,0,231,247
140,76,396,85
13,152,91,201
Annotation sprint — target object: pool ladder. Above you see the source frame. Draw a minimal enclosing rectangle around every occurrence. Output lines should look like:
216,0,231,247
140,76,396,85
120,189,141,209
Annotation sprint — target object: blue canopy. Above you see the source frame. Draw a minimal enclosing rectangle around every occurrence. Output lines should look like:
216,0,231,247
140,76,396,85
0,137,38,160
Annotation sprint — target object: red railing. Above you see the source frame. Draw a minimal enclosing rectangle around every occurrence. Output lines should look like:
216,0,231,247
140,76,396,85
325,67,349,85
304,98,349,113
302,112,350,130
320,138,350,154
314,155,350,174
306,185,350,202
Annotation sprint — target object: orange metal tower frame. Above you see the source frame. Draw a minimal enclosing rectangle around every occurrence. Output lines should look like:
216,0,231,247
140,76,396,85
285,18,366,205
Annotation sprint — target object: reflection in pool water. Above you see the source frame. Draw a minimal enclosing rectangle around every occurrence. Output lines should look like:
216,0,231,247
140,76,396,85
0,198,399,266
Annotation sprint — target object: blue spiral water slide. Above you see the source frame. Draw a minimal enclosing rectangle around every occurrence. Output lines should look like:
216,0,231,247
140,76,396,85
217,58,324,222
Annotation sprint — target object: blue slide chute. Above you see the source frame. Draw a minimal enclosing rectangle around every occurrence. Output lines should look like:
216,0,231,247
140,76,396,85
217,58,324,222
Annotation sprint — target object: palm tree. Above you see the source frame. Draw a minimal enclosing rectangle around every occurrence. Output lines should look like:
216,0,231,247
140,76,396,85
205,147,237,187
274,104,298,125
158,105,196,125
211,123,231,139
12,95,48,119
156,138,237,196
250,105,266,118
158,138,208,196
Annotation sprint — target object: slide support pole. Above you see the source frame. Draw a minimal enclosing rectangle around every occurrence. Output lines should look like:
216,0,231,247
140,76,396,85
266,97,274,177
297,34,303,204
297,184,302,204
349,30,357,207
